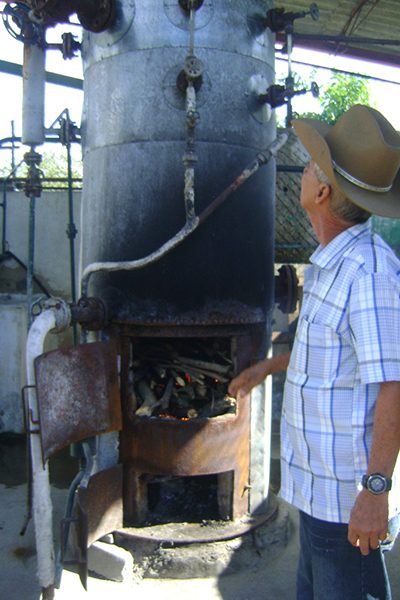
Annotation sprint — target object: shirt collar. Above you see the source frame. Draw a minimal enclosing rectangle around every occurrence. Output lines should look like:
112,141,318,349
310,220,372,270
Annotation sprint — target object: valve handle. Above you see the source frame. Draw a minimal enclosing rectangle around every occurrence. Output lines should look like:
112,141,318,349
263,3,319,33
308,3,319,21
2,2,41,44
310,81,319,98
184,56,204,81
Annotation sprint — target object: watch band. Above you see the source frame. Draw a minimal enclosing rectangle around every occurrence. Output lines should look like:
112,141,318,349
361,473,392,494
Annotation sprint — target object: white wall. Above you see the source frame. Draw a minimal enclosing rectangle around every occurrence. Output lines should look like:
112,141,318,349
1,190,81,299
0,190,81,433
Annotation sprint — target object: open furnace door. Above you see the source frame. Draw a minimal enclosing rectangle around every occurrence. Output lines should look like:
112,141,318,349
33,340,124,590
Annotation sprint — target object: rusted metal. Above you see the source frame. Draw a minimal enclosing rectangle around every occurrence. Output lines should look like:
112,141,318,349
34,340,122,465
122,397,250,522
70,297,108,331
75,490,89,591
65,464,123,590
82,464,123,549
119,322,265,339
198,132,289,225
26,0,116,32
117,493,278,545
120,332,256,524
275,264,299,314
179,0,204,10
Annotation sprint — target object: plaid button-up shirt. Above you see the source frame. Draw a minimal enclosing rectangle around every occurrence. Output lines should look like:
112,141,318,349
280,221,400,523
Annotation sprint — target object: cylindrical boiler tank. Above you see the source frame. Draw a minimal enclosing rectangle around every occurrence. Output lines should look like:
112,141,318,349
79,0,276,327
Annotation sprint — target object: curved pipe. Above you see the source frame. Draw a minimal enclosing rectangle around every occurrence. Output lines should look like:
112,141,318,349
26,304,70,598
80,133,289,299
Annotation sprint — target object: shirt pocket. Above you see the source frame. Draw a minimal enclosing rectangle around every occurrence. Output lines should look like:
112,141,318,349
291,317,344,384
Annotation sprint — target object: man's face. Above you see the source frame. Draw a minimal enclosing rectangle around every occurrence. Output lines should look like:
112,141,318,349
300,160,320,214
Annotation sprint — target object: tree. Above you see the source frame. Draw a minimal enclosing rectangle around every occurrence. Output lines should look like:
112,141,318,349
295,71,373,125
0,147,82,189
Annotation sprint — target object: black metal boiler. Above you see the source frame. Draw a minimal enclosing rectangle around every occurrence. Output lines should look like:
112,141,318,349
29,0,285,593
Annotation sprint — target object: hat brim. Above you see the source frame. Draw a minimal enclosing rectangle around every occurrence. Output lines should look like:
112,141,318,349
292,119,400,219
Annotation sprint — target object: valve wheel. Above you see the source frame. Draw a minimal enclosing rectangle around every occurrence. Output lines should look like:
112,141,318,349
309,3,319,21
184,56,203,80
2,2,41,43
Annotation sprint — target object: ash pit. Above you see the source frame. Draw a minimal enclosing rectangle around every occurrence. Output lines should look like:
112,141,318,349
145,473,220,526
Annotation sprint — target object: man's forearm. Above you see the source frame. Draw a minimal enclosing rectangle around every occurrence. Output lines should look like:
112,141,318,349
348,380,400,555
367,380,400,478
228,351,291,398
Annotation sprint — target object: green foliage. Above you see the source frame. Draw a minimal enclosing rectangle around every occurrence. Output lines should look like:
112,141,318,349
39,149,83,188
0,148,83,188
298,71,373,125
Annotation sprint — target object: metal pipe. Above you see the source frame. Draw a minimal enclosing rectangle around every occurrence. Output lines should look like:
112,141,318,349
198,132,289,224
80,217,199,298
65,122,78,343
27,192,36,328
54,468,84,588
183,82,197,224
25,309,57,599
189,6,195,55
80,133,289,299
22,43,45,147
1,159,25,254
25,299,71,598
11,120,16,171
1,181,8,255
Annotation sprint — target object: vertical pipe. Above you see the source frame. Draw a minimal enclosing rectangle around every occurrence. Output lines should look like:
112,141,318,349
22,43,45,147
183,83,197,223
2,160,25,255
26,309,58,599
1,182,7,255
11,120,16,172
66,135,78,343
27,192,36,328
189,7,195,55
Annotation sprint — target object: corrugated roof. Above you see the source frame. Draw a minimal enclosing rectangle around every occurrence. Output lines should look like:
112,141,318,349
272,0,400,66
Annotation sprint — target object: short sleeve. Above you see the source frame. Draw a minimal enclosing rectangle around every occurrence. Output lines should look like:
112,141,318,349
349,272,400,384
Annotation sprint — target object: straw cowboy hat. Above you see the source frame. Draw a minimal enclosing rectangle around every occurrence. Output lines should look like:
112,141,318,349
292,104,400,219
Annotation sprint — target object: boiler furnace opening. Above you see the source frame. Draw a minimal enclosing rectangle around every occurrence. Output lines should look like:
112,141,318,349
129,337,236,420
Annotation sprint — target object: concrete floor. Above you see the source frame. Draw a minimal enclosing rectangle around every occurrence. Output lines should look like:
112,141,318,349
2,436,400,600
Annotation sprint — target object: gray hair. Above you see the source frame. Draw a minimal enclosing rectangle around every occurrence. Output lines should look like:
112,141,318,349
314,163,371,224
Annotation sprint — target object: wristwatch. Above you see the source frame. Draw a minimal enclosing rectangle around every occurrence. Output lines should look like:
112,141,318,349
361,473,392,495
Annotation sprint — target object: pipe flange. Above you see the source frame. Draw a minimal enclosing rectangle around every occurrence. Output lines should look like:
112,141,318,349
179,0,204,10
275,265,299,314
43,297,72,333
74,297,108,331
78,0,117,33
164,0,214,30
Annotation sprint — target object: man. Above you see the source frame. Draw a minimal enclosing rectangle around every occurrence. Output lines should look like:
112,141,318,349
229,104,400,600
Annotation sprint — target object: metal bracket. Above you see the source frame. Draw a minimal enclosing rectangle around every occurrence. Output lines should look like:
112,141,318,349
21,384,40,434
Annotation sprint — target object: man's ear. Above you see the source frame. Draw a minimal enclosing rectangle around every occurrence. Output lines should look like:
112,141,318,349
315,183,330,204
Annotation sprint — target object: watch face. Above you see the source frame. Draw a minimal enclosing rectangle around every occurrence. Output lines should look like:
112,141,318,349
369,476,385,493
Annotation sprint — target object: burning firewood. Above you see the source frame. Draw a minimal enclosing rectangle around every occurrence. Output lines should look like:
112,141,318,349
135,380,161,417
131,338,236,419
200,396,236,418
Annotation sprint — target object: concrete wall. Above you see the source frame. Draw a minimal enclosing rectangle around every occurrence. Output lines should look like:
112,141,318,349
0,190,81,433
1,190,81,299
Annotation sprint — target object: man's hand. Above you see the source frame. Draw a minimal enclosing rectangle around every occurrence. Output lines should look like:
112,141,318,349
228,351,291,399
228,360,273,399
348,488,388,555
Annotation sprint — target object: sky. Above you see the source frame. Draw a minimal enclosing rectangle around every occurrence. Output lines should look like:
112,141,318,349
0,16,84,168
0,9,399,171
